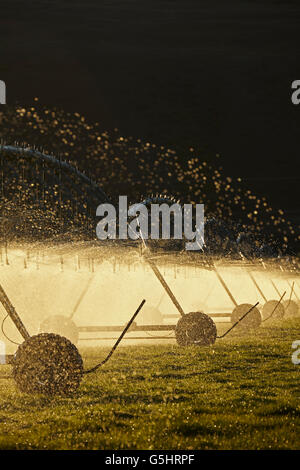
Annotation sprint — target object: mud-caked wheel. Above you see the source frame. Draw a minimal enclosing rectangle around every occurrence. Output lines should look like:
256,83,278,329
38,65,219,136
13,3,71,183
262,300,285,320
231,303,262,329
282,299,299,317
39,315,79,345
12,333,83,396
175,312,217,346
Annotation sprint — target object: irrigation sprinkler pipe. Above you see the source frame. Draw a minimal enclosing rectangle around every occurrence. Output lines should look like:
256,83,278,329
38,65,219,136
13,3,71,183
82,336,175,341
0,145,112,205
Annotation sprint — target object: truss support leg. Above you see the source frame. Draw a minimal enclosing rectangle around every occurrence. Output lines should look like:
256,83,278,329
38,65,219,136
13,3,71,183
145,256,185,317
0,283,30,341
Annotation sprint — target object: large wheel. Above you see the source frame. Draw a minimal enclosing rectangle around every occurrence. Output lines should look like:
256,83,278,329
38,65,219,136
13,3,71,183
282,299,299,317
12,333,83,396
39,315,79,345
262,300,285,320
175,312,217,346
231,303,262,329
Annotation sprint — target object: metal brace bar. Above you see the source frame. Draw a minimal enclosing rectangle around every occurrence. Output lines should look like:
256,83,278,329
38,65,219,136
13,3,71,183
0,282,30,341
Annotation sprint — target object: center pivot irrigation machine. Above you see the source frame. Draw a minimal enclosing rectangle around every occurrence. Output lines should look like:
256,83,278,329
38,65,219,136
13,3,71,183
0,249,262,396
0,240,296,396
0,144,299,396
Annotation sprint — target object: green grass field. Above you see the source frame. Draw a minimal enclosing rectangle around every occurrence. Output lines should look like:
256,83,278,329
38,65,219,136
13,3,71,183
0,318,299,450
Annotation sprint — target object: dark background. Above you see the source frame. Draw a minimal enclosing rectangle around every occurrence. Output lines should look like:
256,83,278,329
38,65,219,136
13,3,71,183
0,0,299,224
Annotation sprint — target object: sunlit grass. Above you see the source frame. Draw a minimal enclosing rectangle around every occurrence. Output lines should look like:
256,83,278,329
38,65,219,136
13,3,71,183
0,318,299,449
